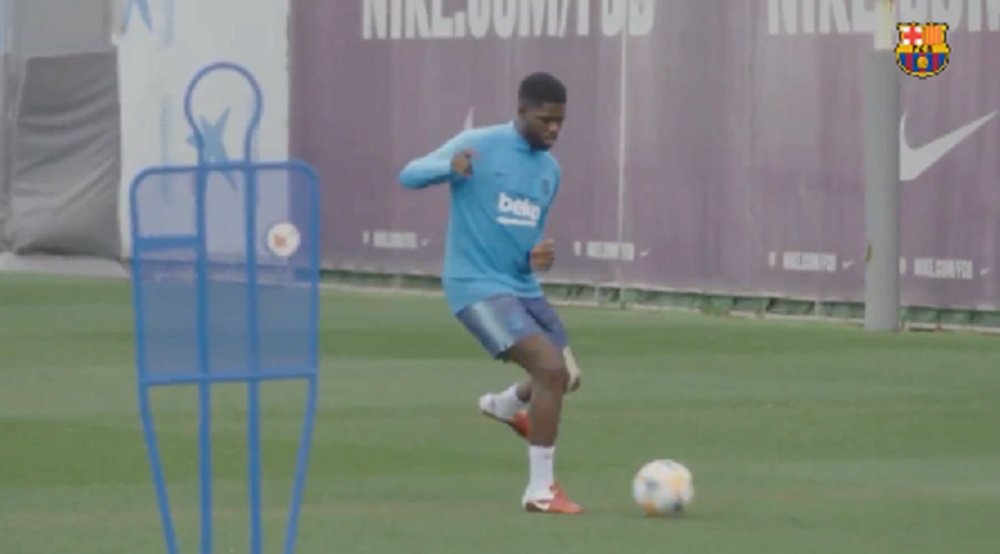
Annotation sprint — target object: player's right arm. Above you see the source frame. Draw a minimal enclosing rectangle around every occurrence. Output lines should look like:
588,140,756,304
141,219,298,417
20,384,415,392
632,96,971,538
398,131,475,189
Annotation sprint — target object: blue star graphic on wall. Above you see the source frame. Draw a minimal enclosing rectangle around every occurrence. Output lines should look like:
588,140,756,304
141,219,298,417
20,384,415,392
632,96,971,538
186,108,238,189
123,0,153,31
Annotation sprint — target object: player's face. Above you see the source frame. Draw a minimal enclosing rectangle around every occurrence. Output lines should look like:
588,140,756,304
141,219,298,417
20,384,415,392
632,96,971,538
519,103,565,150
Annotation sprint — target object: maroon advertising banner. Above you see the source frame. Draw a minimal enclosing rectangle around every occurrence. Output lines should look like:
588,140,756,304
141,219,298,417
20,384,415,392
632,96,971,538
291,0,1000,309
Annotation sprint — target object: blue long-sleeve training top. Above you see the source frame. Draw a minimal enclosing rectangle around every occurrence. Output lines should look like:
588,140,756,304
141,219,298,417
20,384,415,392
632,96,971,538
398,121,561,314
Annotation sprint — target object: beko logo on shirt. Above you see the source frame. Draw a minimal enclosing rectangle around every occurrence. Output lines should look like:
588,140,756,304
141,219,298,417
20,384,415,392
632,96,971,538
497,192,541,227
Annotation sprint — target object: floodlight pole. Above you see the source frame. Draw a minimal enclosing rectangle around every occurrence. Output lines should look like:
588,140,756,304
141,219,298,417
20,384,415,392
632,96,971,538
862,0,901,332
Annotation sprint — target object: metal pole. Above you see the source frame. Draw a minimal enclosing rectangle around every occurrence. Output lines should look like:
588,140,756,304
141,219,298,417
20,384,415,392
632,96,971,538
863,0,900,331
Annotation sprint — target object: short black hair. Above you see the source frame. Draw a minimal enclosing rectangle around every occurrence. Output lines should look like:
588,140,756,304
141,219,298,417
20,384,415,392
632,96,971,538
518,72,566,107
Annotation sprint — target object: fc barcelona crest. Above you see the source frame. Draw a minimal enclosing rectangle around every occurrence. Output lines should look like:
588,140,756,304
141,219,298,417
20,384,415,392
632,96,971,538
896,22,950,79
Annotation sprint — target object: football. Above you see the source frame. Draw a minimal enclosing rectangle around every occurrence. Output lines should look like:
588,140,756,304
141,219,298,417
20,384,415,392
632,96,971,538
631,459,694,517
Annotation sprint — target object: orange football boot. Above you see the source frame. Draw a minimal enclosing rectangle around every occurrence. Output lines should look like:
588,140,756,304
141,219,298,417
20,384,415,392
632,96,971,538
522,482,584,515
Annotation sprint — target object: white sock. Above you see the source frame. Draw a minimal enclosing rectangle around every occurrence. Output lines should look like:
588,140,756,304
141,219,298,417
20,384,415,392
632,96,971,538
528,445,555,495
492,383,527,420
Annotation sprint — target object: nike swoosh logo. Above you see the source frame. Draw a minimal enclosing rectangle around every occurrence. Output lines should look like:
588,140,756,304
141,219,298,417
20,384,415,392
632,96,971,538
900,110,997,181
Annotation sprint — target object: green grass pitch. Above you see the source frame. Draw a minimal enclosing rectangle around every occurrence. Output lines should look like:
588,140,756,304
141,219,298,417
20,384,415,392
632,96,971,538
1,274,999,553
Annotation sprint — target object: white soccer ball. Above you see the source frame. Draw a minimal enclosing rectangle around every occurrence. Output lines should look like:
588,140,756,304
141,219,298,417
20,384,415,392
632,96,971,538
631,459,694,517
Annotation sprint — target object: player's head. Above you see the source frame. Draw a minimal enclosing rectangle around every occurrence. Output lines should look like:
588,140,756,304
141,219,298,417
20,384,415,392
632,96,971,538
516,72,566,151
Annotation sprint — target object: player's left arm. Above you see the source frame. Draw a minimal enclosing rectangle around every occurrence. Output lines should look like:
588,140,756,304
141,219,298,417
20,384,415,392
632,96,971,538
539,163,561,231
529,164,561,272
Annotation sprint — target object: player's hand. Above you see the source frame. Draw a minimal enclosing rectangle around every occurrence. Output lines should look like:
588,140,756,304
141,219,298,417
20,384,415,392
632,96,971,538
451,149,475,177
530,239,556,272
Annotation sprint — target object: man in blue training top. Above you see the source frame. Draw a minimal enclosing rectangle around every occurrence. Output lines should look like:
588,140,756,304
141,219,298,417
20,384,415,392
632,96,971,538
398,72,584,515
